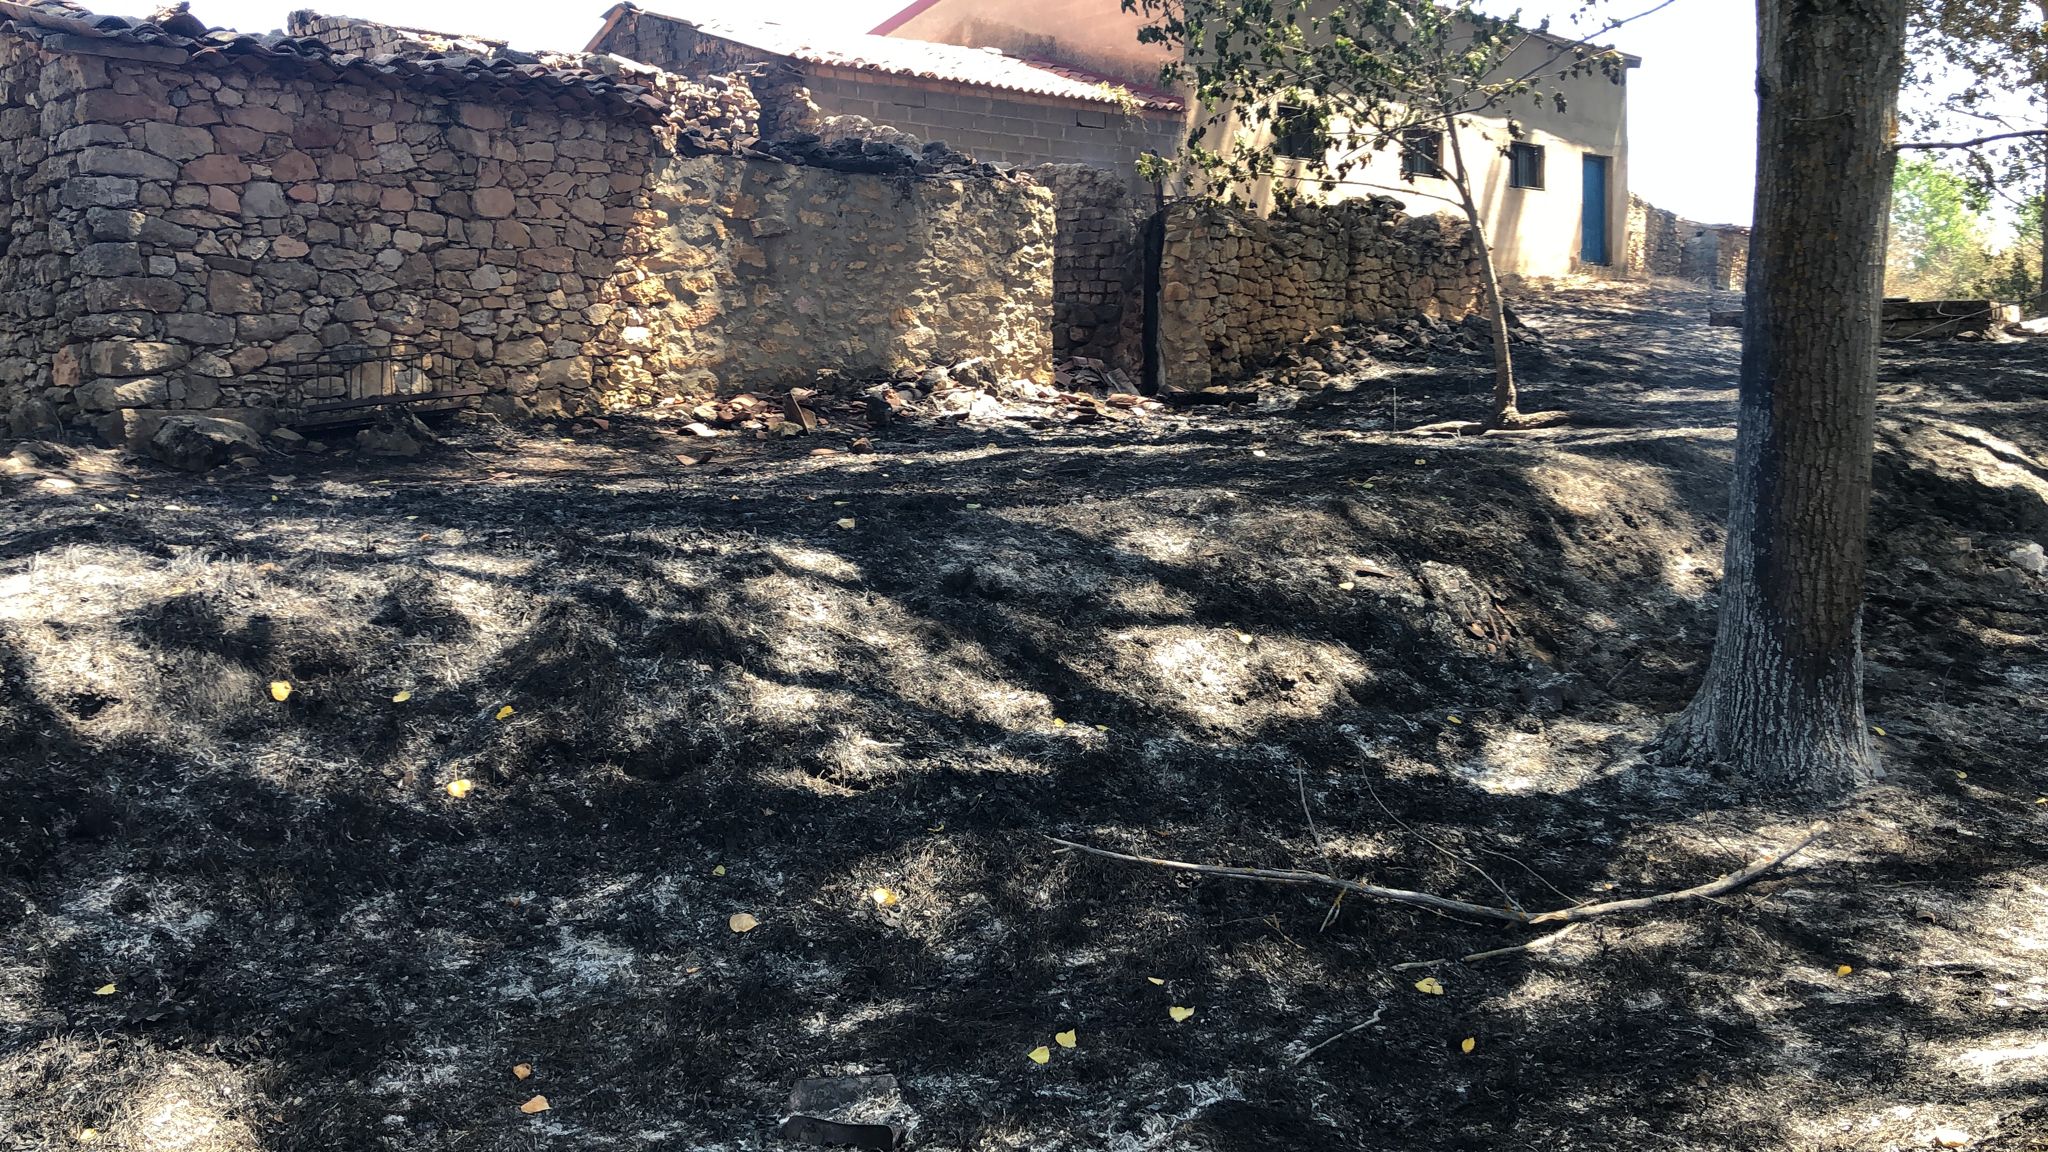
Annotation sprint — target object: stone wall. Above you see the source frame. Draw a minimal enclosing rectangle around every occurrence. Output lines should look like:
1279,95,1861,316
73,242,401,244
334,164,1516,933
1034,163,1146,367
0,38,58,427
1626,193,1749,291
0,22,1054,437
286,11,507,59
618,155,1052,398
1624,194,1681,281
1680,225,1749,292
1156,197,1484,390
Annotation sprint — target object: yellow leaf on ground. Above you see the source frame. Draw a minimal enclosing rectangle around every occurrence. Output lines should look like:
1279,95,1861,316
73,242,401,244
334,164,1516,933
1460,1037,1477,1054
836,518,857,529
391,690,412,703
495,705,515,721
1147,977,1165,986
1169,1006,1195,1022
1933,1128,1972,1148
1956,771,1968,780
519,1095,550,1115
446,779,474,799
269,680,292,702
1447,715,1463,725
1414,977,1445,995
712,865,726,876
1837,964,1854,976
729,912,759,933
1055,1029,1077,1049
1338,581,1355,591
79,1128,99,1143
870,887,899,907
1871,724,1886,736
93,983,116,996
513,1063,532,1080
1027,1046,1051,1064
1051,718,1066,728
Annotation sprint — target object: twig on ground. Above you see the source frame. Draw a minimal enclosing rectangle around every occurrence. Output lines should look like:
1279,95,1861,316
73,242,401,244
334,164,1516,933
1046,823,1826,927
1295,767,1349,934
1363,776,1522,913
1291,1006,1385,1065
1389,923,1586,971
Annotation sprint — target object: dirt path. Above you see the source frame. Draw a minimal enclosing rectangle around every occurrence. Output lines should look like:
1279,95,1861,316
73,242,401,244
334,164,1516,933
1,284,2043,1151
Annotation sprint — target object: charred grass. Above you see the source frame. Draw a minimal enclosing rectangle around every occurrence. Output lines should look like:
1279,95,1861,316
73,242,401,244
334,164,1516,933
0,285,2044,1151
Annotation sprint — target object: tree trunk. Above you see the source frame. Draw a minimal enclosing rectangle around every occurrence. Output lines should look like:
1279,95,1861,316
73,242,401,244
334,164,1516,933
1663,0,1907,796
1442,120,1520,423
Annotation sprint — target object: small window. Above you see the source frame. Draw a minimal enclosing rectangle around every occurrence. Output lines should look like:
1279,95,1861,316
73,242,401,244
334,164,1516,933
1509,141,1544,189
1400,128,1444,179
1274,103,1322,161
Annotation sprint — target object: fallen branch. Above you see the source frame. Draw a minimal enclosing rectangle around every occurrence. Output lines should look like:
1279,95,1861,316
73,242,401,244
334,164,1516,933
1290,1005,1384,1065
1046,823,1826,928
1389,923,1585,971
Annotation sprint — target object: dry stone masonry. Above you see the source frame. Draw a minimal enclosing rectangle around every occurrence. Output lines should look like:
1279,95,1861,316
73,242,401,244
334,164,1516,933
1155,197,1485,391
1625,194,1749,291
0,0,1532,445
0,0,1050,441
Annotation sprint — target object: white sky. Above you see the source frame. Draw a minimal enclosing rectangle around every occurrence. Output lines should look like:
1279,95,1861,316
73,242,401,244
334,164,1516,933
89,0,1762,224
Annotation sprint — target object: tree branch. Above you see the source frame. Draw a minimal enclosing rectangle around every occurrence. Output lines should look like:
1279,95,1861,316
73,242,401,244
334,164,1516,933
1046,823,1828,928
1896,128,2048,151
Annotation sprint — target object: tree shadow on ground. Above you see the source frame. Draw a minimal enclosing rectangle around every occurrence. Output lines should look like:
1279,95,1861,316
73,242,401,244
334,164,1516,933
1,284,2044,1151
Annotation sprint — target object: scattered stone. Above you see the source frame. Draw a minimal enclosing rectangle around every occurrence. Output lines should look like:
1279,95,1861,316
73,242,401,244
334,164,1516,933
2010,541,2047,575
150,415,264,472
356,426,423,458
779,1074,911,1151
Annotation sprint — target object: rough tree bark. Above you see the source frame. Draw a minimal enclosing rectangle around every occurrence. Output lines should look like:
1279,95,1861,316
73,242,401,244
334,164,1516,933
1441,120,1521,424
1663,0,1908,795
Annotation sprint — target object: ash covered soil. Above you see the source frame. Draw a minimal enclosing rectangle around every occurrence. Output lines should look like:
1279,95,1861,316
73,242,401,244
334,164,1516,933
2,284,2045,1151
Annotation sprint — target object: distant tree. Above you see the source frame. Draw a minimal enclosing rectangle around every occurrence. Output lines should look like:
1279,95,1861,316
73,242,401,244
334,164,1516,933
1902,1,2048,309
1664,0,1908,795
1122,0,1641,427
1886,155,1995,297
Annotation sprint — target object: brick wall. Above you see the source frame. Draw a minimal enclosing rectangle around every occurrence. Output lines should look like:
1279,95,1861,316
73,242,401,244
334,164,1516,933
801,70,1182,188
1033,164,1147,367
1157,197,1484,391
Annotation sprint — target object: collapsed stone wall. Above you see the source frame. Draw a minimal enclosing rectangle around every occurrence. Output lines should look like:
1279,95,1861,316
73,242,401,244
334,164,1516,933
0,24,1053,438
1680,225,1748,292
285,11,507,59
1034,163,1146,368
1156,197,1484,391
1626,193,1748,291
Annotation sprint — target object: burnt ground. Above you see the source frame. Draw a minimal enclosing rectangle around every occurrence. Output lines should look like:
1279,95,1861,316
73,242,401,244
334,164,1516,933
0,283,2044,1152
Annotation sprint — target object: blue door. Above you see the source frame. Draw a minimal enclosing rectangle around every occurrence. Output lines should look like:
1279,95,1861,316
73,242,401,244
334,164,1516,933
1581,155,1610,265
